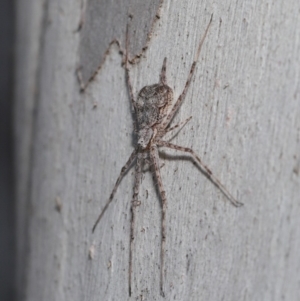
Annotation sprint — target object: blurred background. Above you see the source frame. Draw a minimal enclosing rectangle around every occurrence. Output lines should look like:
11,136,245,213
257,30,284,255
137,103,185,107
0,0,16,300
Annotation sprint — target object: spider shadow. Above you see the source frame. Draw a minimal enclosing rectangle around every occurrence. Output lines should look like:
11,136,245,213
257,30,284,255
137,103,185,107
156,149,223,200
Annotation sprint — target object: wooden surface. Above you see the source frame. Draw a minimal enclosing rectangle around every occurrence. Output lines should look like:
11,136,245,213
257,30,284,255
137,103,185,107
14,0,300,300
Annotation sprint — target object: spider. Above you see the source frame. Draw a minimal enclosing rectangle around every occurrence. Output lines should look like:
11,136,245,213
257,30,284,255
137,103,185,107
92,15,242,297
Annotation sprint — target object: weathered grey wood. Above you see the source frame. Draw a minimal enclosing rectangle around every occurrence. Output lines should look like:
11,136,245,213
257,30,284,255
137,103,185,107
14,0,300,300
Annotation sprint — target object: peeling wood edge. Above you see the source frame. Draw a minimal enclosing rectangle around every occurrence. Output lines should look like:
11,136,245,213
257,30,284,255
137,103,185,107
76,0,164,92
76,39,122,92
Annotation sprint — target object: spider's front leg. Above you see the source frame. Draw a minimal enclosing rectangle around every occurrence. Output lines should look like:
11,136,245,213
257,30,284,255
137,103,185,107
161,15,213,130
165,116,192,134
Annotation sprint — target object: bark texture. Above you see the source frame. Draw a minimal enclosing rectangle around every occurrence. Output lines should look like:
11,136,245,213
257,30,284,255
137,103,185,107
14,0,300,300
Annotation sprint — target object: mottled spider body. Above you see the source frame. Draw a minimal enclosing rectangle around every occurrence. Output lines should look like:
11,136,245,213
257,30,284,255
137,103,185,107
92,15,242,297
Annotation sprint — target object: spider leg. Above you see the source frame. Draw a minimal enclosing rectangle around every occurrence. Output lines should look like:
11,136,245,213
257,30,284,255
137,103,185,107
157,140,243,207
92,148,138,232
162,15,213,129
129,152,142,296
165,116,193,143
160,57,167,85
149,145,167,297
166,116,192,133
125,23,137,114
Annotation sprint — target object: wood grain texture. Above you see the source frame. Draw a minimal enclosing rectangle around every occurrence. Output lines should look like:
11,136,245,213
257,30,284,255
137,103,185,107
14,0,300,300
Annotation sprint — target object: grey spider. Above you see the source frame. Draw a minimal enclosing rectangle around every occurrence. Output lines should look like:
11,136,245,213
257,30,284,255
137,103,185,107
92,15,242,297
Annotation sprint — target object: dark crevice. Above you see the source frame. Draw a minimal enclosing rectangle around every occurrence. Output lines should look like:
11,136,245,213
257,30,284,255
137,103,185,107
17,0,50,300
